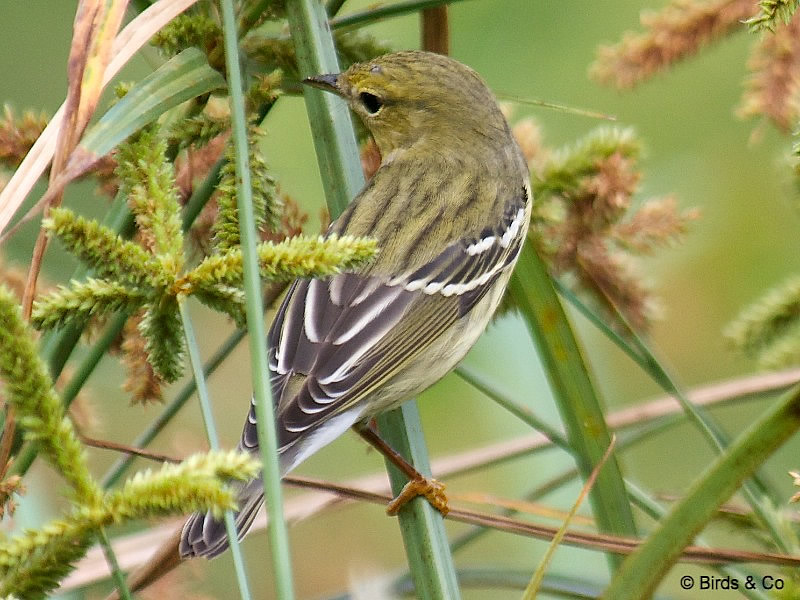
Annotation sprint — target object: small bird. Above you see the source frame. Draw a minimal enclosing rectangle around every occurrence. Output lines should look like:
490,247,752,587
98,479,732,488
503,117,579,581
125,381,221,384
180,50,532,559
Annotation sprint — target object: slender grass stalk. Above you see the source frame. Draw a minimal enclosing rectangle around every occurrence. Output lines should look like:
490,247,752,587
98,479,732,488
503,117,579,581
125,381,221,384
454,365,572,455
602,383,800,599
509,241,637,569
523,439,616,599
179,300,252,600
96,526,132,600
101,327,246,489
286,0,460,595
286,0,363,212
330,0,471,30
219,1,295,597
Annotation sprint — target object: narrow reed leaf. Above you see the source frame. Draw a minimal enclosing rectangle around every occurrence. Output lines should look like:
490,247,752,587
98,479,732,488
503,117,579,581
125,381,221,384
64,48,225,182
221,0,292,595
524,438,617,599
509,241,637,565
602,384,800,599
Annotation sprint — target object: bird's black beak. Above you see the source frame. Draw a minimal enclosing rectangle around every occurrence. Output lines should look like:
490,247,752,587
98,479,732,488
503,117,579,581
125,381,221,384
302,73,342,95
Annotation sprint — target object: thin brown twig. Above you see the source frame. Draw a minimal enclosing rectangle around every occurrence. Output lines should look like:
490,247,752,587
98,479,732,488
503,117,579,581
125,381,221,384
79,434,181,465
421,5,449,55
283,474,800,567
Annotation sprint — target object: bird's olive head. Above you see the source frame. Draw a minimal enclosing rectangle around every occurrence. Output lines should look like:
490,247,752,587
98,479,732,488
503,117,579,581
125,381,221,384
303,51,510,159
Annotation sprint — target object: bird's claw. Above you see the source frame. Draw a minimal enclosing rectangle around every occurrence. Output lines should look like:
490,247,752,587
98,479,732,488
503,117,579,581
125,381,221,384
386,477,449,516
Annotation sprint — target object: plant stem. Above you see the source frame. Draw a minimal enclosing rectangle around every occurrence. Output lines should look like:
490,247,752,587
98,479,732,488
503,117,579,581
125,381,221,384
220,0,296,596
97,526,132,600
331,0,470,30
510,241,637,567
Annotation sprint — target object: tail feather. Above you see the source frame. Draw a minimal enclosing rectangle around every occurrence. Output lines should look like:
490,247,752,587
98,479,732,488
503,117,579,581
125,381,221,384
179,478,265,559
180,403,365,558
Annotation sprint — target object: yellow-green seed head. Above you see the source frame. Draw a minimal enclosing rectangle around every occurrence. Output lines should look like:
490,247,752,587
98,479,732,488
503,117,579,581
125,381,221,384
306,51,514,160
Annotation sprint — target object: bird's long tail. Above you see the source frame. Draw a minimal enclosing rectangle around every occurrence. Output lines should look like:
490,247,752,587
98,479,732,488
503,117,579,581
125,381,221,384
179,477,265,558
104,479,265,599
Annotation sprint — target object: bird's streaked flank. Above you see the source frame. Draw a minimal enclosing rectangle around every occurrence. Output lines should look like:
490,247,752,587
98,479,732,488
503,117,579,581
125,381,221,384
180,50,532,559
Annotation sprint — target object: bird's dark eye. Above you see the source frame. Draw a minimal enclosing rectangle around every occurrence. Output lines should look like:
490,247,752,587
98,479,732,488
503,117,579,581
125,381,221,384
359,91,383,115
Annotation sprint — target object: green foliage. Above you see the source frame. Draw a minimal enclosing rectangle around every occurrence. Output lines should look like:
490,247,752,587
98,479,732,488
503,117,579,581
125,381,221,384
0,286,100,506
726,275,800,368
245,30,392,82
193,285,247,327
0,450,258,599
151,13,222,58
169,112,230,149
214,129,281,251
42,207,161,287
31,278,148,330
139,296,185,383
191,234,377,288
34,127,376,383
103,451,260,520
514,125,695,332
534,127,640,199
116,128,185,269
747,0,800,32
0,286,264,597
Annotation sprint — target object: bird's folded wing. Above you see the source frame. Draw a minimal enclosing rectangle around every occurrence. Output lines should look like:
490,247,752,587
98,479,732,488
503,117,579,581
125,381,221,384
239,191,528,455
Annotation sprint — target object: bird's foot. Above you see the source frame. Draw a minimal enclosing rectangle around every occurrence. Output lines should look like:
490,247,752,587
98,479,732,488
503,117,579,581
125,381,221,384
386,477,449,516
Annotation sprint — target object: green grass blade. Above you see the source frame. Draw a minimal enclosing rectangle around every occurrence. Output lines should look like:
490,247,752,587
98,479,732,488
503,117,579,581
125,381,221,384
287,0,363,212
508,240,637,567
96,526,132,600
625,481,771,600
602,383,800,599
524,438,616,599
69,48,224,174
454,365,572,454
219,0,295,596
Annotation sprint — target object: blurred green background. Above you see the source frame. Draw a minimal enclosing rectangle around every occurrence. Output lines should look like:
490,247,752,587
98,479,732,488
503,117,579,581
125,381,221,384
2,1,800,598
